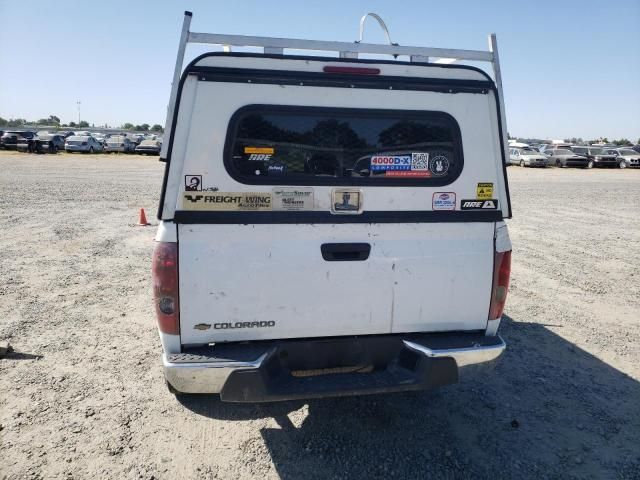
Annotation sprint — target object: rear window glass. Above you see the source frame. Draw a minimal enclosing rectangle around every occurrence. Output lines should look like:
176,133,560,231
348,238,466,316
224,106,463,186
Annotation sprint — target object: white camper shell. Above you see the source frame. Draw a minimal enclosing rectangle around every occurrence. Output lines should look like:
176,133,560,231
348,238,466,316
153,12,512,402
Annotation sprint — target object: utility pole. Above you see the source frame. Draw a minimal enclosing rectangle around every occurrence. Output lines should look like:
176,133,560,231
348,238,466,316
77,100,81,125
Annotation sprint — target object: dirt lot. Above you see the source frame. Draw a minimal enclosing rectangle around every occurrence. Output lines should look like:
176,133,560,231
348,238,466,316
0,152,639,480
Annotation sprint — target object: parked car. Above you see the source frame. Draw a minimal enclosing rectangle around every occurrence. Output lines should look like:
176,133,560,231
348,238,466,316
570,146,617,168
65,135,103,153
631,145,640,154
91,133,107,146
55,131,75,139
546,148,589,168
19,134,66,153
607,148,640,168
104,135,136,153
128,133,145,145
156,13,512,401
540,143,571,154
509,147,548,167
135,139,162,155
15,137,39,153
0,131,36,150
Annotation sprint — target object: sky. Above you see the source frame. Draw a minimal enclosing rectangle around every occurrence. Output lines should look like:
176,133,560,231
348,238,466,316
0,0,638,140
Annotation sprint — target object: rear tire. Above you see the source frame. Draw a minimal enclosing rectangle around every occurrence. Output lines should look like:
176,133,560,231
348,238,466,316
89,147,94,154
587,160,594,169
619,160,627,169
556,159,563,168
520,160,525,167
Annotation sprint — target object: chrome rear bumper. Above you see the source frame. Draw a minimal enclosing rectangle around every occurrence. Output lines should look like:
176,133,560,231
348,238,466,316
163,333,506,400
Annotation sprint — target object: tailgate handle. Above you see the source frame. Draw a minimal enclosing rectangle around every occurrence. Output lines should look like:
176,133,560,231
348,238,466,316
321,243,371,261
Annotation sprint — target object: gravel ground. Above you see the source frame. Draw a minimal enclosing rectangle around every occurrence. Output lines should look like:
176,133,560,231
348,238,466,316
0,152,639,480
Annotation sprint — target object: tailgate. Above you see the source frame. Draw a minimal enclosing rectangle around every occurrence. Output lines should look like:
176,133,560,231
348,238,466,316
178,222,493,344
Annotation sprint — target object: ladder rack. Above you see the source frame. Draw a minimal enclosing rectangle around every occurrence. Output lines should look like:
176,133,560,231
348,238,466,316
160,11,508,160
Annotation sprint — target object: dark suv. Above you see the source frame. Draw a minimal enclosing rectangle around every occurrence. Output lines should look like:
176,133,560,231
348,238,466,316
0,131,36,150
570,146,618,168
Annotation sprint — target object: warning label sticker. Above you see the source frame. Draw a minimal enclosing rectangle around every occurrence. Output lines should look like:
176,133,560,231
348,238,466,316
476,183,494,199
182,192,272,211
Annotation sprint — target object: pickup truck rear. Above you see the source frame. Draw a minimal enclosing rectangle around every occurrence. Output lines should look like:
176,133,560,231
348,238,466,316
152,12,512,402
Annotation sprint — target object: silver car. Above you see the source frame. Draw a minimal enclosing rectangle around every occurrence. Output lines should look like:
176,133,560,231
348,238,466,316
64,135,104,153
606,148,640,168
509,147,548,167
135,139,162,155
104,135,136,153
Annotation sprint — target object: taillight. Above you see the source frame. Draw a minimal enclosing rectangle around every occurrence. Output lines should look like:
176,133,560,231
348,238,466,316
152,242,179,334
488,250,511,320
323,66,381,75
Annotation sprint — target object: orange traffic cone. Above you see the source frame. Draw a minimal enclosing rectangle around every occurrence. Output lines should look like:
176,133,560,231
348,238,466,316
137,208,150,226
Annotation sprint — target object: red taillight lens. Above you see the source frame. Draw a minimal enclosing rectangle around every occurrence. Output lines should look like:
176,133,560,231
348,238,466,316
152,242,179,334
323,66,381,75
488,250,511,320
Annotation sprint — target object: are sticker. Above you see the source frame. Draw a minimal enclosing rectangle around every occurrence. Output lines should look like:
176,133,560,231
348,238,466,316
245,146,274,162
182,192,272,211
460,199,499,210
272,188,314,211
477,183,494,199
432,192,456,211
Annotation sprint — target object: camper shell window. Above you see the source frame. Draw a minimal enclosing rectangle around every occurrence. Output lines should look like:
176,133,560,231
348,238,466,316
224,105,464,186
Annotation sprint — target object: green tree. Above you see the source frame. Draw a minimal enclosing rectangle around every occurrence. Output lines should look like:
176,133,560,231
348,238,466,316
122,123,134,130
0,117,8,126
78,120,89,128
37,118,50,125
69,121,77,128
151,124,163,132
48,115,60,125
140,123,149,131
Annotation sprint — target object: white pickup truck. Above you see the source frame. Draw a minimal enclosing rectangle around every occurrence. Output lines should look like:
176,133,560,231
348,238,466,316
152,12,512,402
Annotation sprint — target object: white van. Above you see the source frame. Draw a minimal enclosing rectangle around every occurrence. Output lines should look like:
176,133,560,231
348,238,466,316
153,12,512,402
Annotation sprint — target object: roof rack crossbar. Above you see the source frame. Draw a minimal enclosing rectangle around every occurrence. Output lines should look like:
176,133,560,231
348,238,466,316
187,32,494,62
160,11,505,161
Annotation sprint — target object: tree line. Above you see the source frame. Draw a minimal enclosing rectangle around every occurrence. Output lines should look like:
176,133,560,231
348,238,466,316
0,115,163,133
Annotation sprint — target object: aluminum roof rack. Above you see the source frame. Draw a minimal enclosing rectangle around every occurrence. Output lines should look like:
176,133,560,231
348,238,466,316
160,11,508,160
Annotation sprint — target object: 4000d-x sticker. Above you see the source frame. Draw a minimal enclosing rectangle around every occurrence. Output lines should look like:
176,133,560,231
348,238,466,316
372,153,433,178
